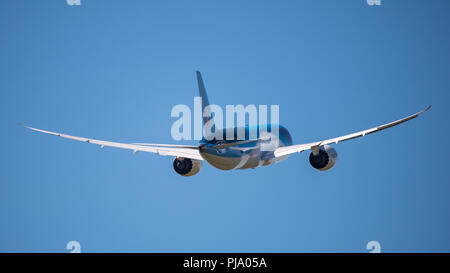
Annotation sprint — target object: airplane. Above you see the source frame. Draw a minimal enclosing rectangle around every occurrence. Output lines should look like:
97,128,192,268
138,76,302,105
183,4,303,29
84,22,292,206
24,71,431,177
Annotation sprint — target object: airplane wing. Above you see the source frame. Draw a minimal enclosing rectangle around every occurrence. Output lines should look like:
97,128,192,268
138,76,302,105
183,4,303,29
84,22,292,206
24,126,204,161
274,106,431,158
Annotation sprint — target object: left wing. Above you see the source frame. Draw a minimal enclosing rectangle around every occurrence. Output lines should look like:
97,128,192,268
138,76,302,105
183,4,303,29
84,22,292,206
274,106,431,158
24,126,203,161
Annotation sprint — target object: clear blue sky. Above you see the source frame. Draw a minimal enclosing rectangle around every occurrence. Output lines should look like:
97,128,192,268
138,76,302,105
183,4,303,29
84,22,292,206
1,0,449,252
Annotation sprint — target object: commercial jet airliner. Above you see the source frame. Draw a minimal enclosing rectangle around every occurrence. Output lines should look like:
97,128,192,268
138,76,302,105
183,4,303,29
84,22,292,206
24,71,430,176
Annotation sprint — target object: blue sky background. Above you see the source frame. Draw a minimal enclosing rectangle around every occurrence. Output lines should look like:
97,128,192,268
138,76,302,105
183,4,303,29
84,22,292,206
1,0,449,252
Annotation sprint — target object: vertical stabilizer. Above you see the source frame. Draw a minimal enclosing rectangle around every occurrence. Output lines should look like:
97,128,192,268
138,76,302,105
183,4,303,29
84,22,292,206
196,71,212,125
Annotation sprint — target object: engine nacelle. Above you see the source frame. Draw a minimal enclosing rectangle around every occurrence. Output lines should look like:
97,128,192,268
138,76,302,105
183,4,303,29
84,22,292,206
309,145,338,171
173,157,202,177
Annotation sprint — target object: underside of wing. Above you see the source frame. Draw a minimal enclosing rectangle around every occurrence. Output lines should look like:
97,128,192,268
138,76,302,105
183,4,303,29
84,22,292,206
131,143,199,149
274,105,431,158
24,126,203,161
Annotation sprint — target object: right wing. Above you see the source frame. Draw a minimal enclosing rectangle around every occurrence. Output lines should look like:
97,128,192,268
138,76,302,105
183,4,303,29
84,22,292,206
274,105,431,158
24,126,204,161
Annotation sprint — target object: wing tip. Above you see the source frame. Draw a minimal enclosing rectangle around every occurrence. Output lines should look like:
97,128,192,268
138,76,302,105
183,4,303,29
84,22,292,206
21,123,32,130
420,105,431,115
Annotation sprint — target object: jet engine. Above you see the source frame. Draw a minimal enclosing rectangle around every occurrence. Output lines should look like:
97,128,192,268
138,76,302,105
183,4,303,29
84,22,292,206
173,157,202,176
309,145,338,171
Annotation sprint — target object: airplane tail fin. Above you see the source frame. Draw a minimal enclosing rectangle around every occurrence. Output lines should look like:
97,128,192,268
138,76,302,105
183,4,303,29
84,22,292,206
196,71,212,125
